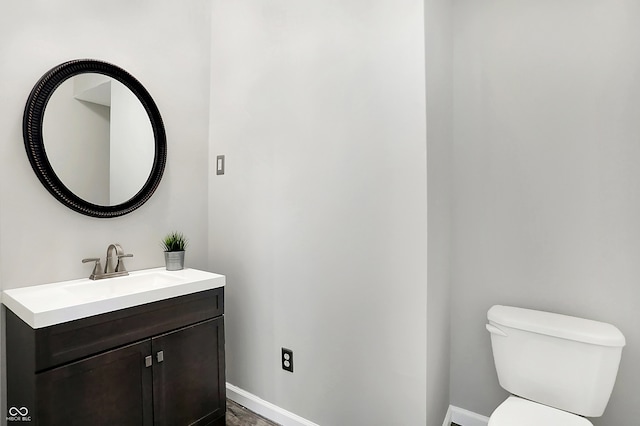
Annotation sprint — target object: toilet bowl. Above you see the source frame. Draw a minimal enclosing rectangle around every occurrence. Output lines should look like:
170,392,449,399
489,396,592,426
486,305,625,425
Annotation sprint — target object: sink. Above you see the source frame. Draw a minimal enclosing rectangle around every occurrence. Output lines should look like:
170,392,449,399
62,270,185,301
2,267,225,328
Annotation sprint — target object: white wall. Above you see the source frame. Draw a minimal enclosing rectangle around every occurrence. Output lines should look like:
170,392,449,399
0,0,212,419
451,1,640,424
425,0,453,423
209,1,428,424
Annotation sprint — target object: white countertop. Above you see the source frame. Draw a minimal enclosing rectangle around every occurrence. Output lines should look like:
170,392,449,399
2,267,225,329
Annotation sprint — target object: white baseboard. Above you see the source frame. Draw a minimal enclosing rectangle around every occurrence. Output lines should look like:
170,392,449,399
226,383,319,426
442,405,452,426
449,405,489,426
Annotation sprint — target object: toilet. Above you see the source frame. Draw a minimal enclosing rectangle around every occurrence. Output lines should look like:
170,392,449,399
486,305,626,425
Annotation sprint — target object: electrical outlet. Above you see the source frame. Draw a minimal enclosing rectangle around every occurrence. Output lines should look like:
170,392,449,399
281,348,293,373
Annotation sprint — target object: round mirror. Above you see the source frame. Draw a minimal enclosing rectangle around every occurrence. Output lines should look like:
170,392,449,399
23,59,166,218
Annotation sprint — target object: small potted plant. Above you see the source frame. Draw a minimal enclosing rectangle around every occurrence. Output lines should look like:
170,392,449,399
162,231,188,271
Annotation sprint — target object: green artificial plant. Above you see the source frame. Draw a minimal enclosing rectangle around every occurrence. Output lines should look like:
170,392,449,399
162,231,188,252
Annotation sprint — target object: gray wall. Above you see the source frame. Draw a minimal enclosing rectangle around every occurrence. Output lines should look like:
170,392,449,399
426,0,453,423
451,0,640,424
0,0,212,419
209,1,428,424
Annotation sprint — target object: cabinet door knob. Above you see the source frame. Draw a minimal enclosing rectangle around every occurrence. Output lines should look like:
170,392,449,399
156,351,164,363
145,356,152,368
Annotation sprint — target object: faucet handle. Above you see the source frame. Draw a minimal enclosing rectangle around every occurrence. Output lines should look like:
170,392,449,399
115,253,133,273
82,258,103,280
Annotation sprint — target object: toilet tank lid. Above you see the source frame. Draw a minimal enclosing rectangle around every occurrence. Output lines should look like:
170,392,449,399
488,305,626,347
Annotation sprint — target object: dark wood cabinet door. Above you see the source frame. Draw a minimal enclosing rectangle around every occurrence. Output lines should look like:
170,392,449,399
36,340,153,426
152,317,226,426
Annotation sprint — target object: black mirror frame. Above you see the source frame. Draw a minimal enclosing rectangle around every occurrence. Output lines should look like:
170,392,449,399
23,59,167,218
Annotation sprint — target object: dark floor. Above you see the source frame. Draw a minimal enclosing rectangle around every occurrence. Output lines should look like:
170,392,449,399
226,399,281,426
225,400,462,426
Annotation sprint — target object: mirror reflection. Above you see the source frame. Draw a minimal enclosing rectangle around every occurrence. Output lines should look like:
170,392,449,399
43,73,154,206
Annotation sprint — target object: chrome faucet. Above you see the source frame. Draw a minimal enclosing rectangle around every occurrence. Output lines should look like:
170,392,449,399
105,243,132,274
82,244,134,280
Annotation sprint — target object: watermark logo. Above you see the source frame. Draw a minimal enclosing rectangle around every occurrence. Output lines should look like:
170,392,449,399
7,406,31,422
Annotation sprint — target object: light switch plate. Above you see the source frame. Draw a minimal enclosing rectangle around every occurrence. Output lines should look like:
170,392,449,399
216,155,225,175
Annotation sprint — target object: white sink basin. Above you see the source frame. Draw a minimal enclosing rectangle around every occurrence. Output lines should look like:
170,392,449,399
62,270,185,301
2,268,225,328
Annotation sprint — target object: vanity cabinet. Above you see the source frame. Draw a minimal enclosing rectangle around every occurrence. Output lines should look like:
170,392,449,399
5,288,225,426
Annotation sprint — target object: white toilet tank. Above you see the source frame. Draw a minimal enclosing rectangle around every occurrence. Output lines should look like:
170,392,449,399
487,305,625,417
